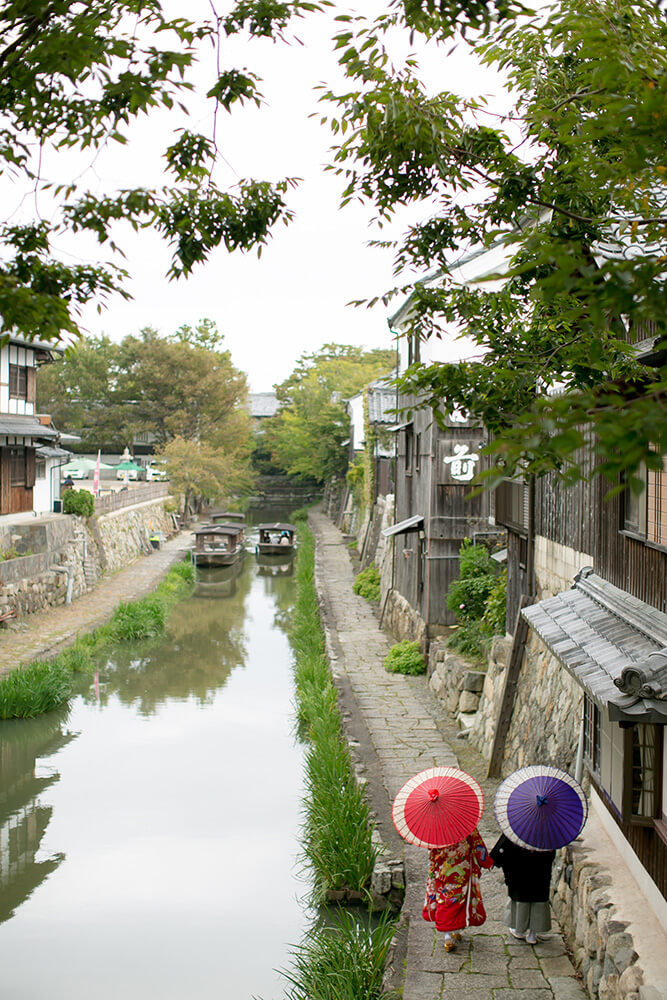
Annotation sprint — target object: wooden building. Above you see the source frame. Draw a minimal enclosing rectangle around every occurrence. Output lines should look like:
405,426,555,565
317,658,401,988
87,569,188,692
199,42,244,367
495,427,667,905
345,375,398,503
0,335,62,516
382,244,507,637
386,405,492,633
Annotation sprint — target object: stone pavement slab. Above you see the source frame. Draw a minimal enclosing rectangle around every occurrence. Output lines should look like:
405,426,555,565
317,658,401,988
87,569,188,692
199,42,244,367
0,532,191,674
310,510,585,1000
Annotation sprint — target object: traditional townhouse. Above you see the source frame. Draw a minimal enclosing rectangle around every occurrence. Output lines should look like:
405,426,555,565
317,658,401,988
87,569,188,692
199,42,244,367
0,334,64,515
380,242,508,641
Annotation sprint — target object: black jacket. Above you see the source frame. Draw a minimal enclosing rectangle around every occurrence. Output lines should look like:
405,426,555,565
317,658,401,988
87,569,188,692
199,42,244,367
490,835,555,903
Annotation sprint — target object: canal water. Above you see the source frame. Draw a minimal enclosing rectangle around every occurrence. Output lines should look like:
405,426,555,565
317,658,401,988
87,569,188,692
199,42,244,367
0,509,311,999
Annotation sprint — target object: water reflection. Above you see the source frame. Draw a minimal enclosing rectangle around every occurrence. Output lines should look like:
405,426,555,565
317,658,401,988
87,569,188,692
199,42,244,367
83,555,254,716
0,506,310,1000
0,707,74,924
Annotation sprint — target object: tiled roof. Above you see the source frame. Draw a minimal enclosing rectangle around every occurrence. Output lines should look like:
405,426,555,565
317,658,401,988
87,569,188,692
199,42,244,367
367,376,399,425
248,393,280,418
523,567,667,723
0,416,58,441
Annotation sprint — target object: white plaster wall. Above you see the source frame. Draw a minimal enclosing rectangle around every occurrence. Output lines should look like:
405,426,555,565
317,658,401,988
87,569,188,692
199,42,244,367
0,346,8,412
347,393,365,449
534,535,595,599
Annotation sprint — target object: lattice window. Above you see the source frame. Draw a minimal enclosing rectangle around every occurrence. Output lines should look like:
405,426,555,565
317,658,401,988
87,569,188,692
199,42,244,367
628,724,662,823
10,447,25,487
647,456,667,547
9,364,28,399
583,694,601,775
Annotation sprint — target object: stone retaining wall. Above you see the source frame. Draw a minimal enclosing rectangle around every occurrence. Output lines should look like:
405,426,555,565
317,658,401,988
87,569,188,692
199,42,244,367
552,845,660,1000
0,499,175,620
426,625,658,1000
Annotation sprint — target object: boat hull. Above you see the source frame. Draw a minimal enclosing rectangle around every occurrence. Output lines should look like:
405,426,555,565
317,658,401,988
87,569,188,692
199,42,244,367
193,545,245,567
256,543,296,556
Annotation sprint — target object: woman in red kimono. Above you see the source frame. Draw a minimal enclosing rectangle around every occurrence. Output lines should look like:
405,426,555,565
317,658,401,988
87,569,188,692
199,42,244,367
422,826,494,951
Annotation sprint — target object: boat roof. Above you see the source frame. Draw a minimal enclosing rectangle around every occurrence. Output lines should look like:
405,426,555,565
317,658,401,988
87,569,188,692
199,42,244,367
257,522,297,531
194,524,243,536
211,511,246,519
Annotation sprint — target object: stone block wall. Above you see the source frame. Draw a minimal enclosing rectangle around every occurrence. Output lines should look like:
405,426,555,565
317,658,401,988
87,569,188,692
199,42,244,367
88,499,173,575
500,629,582,773
0,499,174,620
428,642,487,722
534,536,594,601
468,635,512,758
552,847,655,1000
382,588,426,645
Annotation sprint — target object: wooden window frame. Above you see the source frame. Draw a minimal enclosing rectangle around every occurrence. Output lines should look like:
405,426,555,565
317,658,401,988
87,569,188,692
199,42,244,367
622,723,663,827
622,456,667,551
9,363,28,400
583,695,601,777
404,425,414,477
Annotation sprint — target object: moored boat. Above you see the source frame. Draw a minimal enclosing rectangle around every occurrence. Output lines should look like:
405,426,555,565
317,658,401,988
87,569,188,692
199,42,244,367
210,511,246,525
255,522,297,556
193,523,245,567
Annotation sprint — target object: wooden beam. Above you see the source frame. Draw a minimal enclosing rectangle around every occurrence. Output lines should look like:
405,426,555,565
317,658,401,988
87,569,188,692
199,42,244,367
487,593,534,779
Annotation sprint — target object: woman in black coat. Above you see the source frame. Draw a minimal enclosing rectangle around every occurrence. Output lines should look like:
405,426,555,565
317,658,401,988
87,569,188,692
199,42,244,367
490,835,556,944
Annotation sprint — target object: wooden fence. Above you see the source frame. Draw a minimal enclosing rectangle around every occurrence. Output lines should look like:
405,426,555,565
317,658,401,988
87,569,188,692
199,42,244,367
93,482,169,515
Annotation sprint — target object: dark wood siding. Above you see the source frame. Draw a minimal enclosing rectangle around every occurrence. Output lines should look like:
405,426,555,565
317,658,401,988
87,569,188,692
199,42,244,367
393,400,492,632
0,447,34,515
594,780,667,898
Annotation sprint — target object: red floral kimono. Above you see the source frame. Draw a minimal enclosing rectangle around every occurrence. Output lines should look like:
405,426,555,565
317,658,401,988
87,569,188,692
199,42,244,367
422,827,493,933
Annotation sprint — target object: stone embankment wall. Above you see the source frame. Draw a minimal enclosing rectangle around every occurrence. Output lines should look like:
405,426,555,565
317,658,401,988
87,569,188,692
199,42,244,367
426,626,657,1000
0,499,174,620
552,849,654,1000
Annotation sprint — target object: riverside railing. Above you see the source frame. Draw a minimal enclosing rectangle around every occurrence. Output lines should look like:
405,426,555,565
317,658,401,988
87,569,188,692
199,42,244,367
93,482,169,515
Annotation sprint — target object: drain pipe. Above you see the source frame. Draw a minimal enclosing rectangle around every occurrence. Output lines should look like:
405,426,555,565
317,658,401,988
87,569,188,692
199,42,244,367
51,564,74,604
574,714,585,785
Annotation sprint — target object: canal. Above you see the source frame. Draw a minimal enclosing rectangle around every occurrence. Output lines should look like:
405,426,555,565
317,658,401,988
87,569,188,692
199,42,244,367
0,509,311,999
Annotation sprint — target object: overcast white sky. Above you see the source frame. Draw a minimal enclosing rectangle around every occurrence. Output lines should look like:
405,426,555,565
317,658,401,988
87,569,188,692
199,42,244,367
23,3,507,392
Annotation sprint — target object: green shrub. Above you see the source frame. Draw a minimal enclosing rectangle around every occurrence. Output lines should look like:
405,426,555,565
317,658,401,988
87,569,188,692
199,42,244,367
384,640,426,675
110,594,166,641
352,564,381,603
481,569,507,636
63,489,95,516
446,542,507,659
291,506,311,523
448,620,490,660
446,540,498,622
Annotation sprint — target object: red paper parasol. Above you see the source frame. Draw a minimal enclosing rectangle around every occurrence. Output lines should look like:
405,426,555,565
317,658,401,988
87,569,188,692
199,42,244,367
392,767,484,848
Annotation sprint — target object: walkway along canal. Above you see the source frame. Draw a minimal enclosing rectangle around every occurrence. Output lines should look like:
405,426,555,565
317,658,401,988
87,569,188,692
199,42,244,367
0,512,311,1000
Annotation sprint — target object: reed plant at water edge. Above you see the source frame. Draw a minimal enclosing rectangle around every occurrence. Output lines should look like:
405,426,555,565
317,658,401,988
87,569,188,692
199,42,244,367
0,559,195,719
281,908,396,1000
289,520,380,901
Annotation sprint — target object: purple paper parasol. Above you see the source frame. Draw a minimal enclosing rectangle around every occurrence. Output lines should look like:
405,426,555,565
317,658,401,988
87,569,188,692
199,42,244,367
494,766,588,851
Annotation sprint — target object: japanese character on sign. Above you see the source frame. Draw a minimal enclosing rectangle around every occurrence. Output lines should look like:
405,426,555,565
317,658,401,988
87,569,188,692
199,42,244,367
443,443,479,482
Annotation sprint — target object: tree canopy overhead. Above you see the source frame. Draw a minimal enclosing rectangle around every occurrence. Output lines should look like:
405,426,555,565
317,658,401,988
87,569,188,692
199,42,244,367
0,0,328,344
320,0,667,487
266,343,396,482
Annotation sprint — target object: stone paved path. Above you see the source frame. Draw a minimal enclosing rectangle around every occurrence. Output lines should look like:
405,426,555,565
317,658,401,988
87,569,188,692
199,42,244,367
0,533,192,675
311,510,587,1000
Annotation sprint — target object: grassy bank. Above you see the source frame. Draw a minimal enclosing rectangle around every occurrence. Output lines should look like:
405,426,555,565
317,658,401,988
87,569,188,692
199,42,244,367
283,511,395,1000
290,517,380,900
0,560,195,719
282,909,396,1000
